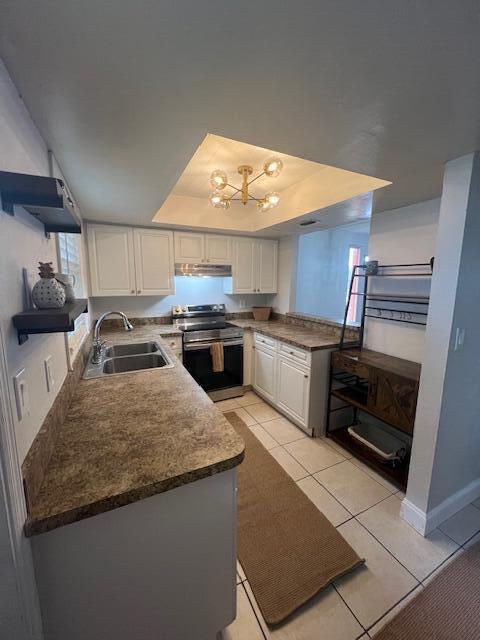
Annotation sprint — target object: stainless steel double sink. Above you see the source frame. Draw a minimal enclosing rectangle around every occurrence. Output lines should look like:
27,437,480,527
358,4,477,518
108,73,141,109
83,341,175,379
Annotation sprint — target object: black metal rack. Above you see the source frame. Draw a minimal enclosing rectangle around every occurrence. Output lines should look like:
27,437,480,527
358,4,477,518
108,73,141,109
339,261,433,350
324,261,432,490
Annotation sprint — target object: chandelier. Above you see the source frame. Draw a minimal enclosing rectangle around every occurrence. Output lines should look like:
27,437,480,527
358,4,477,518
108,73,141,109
209,157,283,212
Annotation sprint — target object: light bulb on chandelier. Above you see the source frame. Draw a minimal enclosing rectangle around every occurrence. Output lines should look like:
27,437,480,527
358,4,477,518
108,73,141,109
209,156,283,212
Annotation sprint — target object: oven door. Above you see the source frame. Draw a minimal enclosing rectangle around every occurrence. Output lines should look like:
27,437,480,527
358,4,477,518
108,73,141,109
183,339,243,392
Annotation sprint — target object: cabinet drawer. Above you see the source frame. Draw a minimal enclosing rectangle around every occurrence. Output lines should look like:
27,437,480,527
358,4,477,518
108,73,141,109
279,342,311,366
332,351,370,379
254,333,276,350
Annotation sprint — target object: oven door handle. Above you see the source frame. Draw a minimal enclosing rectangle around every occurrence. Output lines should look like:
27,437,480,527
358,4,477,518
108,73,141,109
183,339,244,352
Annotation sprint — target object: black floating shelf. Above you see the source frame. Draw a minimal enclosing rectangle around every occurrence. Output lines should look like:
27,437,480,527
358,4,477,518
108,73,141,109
0,171,81,234
12,299,88,345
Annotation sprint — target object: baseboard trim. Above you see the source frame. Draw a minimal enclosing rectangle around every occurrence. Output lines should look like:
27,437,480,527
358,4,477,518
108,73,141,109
401,477,480,536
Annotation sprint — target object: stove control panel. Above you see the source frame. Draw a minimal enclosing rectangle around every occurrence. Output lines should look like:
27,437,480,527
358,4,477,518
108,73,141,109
172,303,226,317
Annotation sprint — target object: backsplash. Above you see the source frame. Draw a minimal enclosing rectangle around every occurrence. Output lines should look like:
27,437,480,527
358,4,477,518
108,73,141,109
98,310,359,341
22,334,92,510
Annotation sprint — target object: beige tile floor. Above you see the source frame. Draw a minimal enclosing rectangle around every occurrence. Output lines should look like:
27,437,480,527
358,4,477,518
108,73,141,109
216,392,480,639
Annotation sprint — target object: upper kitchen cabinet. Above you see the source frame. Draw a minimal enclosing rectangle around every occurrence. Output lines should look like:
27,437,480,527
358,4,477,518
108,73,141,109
174,232,205,263
225,237,278,294
133,228,174,295
87,224,174,297
204,234,232,264
87,224,136,296
257,238,278,292
174,231,232,264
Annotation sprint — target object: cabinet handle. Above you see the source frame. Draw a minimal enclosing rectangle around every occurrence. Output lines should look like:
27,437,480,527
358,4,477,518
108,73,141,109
304,374,309,379
289,351,294,355
137,290,141,294
130,290,135,294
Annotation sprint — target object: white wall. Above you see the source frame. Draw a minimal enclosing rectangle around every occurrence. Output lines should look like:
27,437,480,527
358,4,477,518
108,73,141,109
0,59,69,462
272,235,297,315
89,276,274,319
364,199,440,363
404,153,480,532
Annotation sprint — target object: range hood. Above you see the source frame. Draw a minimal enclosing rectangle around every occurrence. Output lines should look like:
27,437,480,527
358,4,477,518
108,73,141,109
175,263,232,277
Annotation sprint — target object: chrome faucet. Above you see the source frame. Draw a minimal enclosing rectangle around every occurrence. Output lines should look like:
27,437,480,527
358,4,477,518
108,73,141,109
91,311,134,364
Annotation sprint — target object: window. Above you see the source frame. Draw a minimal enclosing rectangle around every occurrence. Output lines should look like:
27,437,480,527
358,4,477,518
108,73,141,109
346,246,362,323
295,222,370,323
57,232,88,359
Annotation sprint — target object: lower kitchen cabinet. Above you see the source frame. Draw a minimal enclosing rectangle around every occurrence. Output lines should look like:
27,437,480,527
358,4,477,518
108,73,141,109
31,470,237,640
276,356,310,426
253,342,276,402
251,332,332,435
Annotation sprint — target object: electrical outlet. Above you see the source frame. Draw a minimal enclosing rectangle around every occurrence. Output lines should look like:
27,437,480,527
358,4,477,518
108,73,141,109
44,355,54,392
13,368,30,421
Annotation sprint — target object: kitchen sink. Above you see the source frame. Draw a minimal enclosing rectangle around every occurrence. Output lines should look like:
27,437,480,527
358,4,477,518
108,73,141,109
83,341,174,379
105,341,159,358
103,353,169,374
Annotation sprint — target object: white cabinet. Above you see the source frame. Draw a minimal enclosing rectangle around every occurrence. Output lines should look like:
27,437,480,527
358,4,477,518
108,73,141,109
251,331,332,435
253,343,276,402
87,224,136,296
230,238,256,293
174,231,232,264
257,239,278,293
133,229,174,295
174,232,205,263
88,224,174,297
205,234,232,264
226,238,278,294
276,356,310,425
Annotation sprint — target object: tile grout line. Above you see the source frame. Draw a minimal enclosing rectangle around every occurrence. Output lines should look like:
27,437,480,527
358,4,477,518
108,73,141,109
352,517,425,584
364,582,422,635
331,583,367,635
240,581,268,640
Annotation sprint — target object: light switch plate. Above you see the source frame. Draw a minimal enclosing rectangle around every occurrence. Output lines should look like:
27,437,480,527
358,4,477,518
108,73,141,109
44,355,54,392
13,368,30,421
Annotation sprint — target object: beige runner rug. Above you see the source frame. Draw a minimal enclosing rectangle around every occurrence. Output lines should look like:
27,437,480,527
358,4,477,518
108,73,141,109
373,542,480,639
225,411,364,625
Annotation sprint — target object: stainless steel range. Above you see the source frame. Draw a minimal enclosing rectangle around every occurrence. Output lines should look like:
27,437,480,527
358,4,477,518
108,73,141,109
172,304,244,401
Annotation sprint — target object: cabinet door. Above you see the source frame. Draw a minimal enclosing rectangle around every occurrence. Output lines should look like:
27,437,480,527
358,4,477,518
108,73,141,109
257,239,278,293
87,224,135,296
368,370,418,434
133,229,175,295
204,234,232,265
276,356,310,426
231,238,256,293
174,232,205,263
253,346,276,402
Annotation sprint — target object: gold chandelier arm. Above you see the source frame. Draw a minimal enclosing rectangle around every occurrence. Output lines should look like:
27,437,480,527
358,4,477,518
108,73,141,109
226,184,242,198
247,171,266,187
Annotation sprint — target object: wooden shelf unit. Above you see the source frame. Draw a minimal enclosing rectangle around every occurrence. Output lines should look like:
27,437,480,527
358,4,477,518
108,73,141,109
326,348,421,490
328,426,410,489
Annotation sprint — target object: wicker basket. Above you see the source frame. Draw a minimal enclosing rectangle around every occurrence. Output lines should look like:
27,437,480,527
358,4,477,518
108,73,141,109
252,306,272,321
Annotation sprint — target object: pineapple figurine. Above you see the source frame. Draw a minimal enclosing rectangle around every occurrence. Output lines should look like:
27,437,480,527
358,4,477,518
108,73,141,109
32,262,66,309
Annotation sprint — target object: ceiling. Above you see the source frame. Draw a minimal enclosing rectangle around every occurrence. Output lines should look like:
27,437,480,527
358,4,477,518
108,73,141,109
152,133,389,233
0,1,479,234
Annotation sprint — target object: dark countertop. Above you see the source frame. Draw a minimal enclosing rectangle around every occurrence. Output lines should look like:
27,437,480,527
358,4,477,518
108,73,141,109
24,327,245,537
229,319,350,351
